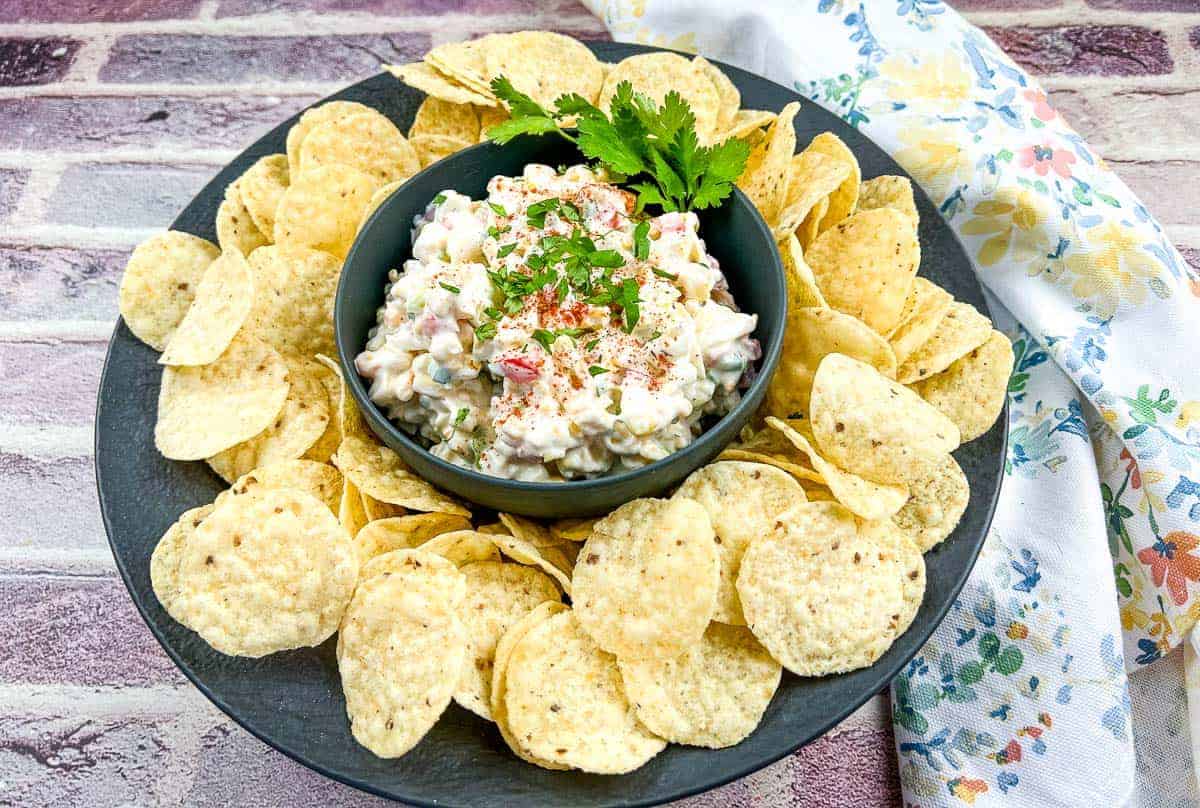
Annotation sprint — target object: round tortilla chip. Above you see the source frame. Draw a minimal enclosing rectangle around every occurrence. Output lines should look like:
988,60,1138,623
359,180,403,233
486,31,605,109
223,458,342,515
118,231,219,351
504,610,666,773
859,174,918,230
673,461,806,625
779,232,828,310
765,417,908,521
158,249,254,367
155,335,290,461
890,455,969,551
206,356,331,483
896,301,993,385
737,500,924,676
334,435,469,516
384,62,500,108
174,487,358,657
299,109,420,185
454,561,562,721
772,151,853,241
285,100,373,177
618,623,781,748
487,532,573,595
476,104,509,142
765,306,896,421
339,477,369,539
736,101,799,222
572,497,718,660
805,207,919,335
887,277,954,363
418,529,502,566
353,512,472,564
809,353,961,485
550,517,598,543
273,163,379,260
338,550,467,757
410,95,481,144
491,601,570,770
238,154,290,237
410,133,473,169
913,329,1013,441
216,180,270,257
600,52,722,142
244,245,340,358
724,109,775,140
150,504,214,625
691,55,740,132
358,548,467,607
804,132,861,230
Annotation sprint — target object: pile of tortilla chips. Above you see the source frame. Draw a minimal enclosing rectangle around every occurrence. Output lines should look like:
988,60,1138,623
118,31,1012,775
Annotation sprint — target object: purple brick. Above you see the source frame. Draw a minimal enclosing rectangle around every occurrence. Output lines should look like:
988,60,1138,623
1179,246,1199,274
0,246,124,321
0,0,203,23
216,0,594,17
984,25,1173,76
45,163,214,230
1,167,28,222
0,94,318,154
0,37,79,86
0,575,183,685
1106,160,1199,228
0,453,108,554
100,33,431,85
1192,26,1199,52
0,339,108,426
1086,0,1200,8
789,727,901,807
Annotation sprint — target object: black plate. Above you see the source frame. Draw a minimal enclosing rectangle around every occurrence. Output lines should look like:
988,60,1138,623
96,41,1005,808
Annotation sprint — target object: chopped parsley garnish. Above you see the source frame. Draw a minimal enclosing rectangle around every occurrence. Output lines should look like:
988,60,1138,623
652,268,677,280
532,327,585,351
525,197,582,228
488,201,508,216
649,330,662,340
497,242,518,258
487,224,510,239
432,192,447,205
585,338,600,352
474,321,498,341
588,365,609,376
633,220,650,261
486,76,751,213
439,281,460,293
454,407,469,425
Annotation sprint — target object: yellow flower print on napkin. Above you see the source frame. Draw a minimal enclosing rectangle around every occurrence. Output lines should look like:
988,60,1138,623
877,50,972,114
893,121,973,203
960,187,1051,269
1063,220,1166,316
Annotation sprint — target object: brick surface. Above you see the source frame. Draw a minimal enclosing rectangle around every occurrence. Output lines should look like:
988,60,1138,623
1049,89,1200,159
952,0,1063,7
0,339,108,426
790,727,902,807
0,452,108,555
0,575,184,686
1105,160,1200,228
0,168,29,222
0,95,319,155
215,0,596,17
0,246,124,321
45,163,214,229
984,25,1174,76
0,0,204,23
0,37,80,87
1180,247,1200,274
100,33,431,85
1085,0,1200,8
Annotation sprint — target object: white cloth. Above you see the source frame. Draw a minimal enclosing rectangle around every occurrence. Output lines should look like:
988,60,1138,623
583,2,1200,804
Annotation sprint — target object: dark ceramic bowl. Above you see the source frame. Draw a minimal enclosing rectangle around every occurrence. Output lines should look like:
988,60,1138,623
335,134,786,518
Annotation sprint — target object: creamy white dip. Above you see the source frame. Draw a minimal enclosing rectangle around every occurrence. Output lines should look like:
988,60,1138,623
356,163,759,481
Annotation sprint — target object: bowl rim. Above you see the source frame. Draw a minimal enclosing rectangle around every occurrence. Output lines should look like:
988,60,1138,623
334,136,788,493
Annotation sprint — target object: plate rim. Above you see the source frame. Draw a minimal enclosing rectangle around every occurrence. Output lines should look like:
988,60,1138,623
94,41,1008,808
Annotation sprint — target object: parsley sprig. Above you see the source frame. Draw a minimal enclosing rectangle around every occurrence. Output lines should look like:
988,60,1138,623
486,76,750,214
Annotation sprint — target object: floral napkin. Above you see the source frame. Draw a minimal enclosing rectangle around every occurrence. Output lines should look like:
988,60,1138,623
582,1,1200,804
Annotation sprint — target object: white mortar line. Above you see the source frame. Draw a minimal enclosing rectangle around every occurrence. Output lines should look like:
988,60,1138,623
0,423,95,457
